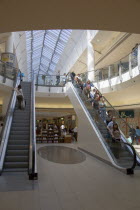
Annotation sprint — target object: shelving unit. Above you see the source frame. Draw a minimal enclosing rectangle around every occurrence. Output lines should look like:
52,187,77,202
36,129,66,143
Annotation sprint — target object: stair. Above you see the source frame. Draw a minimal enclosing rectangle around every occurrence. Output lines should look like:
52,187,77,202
3,82,31,172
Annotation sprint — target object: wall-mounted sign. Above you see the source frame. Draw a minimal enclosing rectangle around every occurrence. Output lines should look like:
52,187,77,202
119,110,134,118
1,53,15,67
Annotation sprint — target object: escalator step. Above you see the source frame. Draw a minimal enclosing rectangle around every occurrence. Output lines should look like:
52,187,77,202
5,156,28,162
4,162,28,169
8,145,29,150
6,150,29,156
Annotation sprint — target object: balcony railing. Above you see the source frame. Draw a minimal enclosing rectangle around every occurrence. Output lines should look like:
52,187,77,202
0,44,139,88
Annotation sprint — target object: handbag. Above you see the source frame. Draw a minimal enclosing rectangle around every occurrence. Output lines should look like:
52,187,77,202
21,99,26,110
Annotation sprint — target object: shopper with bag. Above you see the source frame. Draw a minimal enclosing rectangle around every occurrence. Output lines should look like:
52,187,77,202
14,85,24,110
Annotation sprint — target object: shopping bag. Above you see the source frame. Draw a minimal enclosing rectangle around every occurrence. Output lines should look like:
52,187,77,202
21,99,26,110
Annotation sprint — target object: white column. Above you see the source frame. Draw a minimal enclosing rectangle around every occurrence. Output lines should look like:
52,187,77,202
129,54,132,78
119,64,122,82
5,33,13,53
87,30,95,82
108,66,112,87
138,45,140,73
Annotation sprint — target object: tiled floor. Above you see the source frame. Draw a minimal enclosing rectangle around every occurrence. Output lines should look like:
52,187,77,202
0,143,140,210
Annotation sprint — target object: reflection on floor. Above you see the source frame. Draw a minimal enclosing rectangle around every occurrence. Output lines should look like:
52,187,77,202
38,145,86,164
0,143,140,210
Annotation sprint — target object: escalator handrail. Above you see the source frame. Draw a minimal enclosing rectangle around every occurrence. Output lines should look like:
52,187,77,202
114,141,136,170
93,87,133,133
68,82,136,171
29,77,37,179
0,70,20,171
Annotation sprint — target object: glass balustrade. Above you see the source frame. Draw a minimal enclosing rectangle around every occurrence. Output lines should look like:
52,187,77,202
131,45,138,69
35,74,67,87
0,61,16,80
120,55,129,74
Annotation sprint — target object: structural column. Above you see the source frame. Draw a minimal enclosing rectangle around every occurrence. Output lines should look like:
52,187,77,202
87,30,95,82
1,33,15,67
137,44,140,72
5,33,14,53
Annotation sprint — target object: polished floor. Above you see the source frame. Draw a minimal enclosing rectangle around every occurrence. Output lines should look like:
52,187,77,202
0,143,140,210
38,145,86,164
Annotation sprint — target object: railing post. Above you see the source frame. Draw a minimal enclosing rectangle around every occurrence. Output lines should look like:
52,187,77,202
119,64,122,82
36,75,38,91
129,54,132,78
138,44,140,74
108,66,112,88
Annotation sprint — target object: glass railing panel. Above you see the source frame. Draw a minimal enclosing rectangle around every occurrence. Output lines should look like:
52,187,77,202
5,64,16,80
120,55,129,74
36,74,67,87
0,63,3,76
131,46,138,69
80,72,88,83
109,63,119,78
95,67,109,82
72,82,135,169
0,62,16,80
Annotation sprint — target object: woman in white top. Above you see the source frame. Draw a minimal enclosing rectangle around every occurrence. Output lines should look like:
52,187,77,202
15,85,24,109
99,97,106,123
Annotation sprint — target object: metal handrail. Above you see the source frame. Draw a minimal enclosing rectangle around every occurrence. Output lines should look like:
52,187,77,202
115,141,136,174
92,87,133,133
29,75,38,179
0,69,20,173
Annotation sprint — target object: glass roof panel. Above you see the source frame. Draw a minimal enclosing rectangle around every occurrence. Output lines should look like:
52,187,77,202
26,29,72,75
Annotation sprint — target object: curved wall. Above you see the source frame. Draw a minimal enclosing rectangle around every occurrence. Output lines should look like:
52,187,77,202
1,1,140,34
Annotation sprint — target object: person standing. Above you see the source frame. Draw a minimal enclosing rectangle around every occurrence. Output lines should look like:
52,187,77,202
90,88,96,100
60,124,65,135
61,73,67,85
135,126,140,145
106,110,113,125
73,126,78,141
99,97,106,123
56,70,60,85
129,125,136,144
83,80,94,99
107,117,117,137
14,85,24,110
92,96,100,122
70,72,76,83
75,74,82,81
0,123,3,136
112,123,121,158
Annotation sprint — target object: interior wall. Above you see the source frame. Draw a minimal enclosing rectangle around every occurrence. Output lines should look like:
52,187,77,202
35,96,73,108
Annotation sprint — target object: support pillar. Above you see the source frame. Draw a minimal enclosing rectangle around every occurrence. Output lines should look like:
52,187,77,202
137,45,140,73
1,33,15,69
87,30,95,82
5,33,14,53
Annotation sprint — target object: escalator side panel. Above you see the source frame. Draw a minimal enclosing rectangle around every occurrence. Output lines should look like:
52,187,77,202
66,82,112,163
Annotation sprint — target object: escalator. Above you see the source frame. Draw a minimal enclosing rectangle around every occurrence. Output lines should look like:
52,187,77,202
66,82,137,174
4,82,31,171
0,73,37,179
